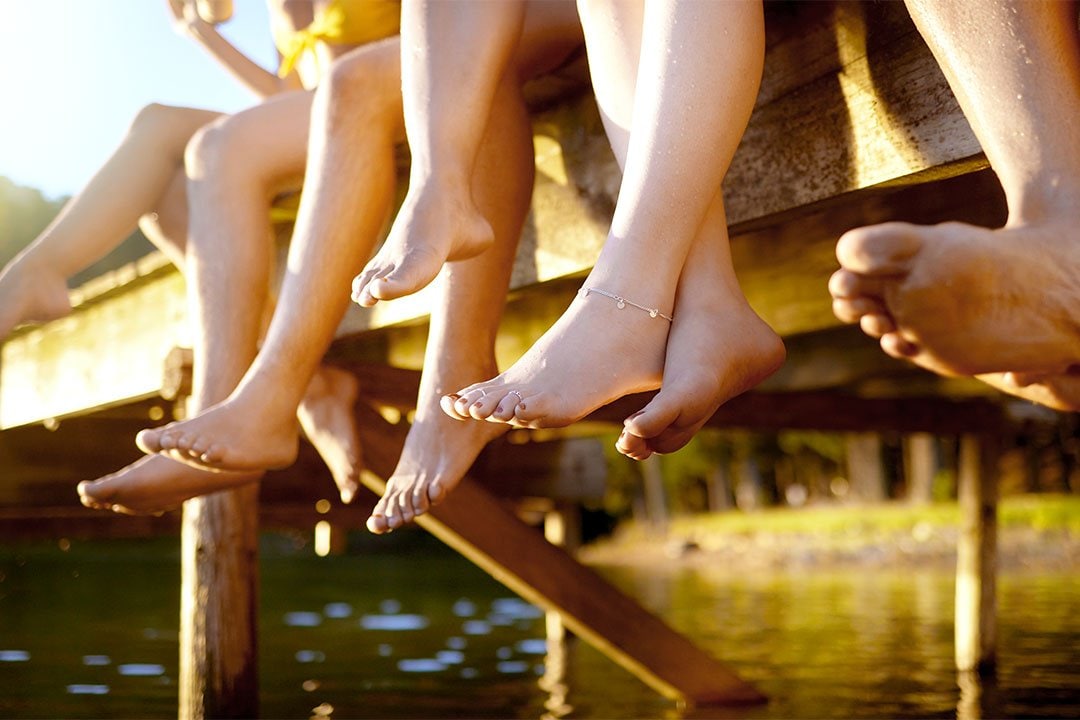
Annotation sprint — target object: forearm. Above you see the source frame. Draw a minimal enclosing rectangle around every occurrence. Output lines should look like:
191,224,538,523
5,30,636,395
183,17,295,98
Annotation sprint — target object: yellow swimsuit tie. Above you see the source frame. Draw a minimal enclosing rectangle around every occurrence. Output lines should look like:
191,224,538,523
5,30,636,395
277,1,347,78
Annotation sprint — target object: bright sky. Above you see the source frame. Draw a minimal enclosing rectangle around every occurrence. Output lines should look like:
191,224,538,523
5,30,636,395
0,0,277,199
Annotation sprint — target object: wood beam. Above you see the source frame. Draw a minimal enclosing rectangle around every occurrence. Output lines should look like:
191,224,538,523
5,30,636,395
352,401,764,706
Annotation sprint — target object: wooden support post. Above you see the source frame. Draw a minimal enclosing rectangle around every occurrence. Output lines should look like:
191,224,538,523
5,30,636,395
845,432,887,502
179,475,259,715
905,433,938,505
955,434,998,674
355,402,763,706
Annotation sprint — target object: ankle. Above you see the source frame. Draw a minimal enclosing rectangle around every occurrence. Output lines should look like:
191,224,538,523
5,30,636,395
1004,176,1080,227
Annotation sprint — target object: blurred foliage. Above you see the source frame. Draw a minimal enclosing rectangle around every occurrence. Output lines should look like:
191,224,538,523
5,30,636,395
0,176,155,286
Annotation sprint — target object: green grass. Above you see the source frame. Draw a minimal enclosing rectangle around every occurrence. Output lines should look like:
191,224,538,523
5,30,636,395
662,493,1080,539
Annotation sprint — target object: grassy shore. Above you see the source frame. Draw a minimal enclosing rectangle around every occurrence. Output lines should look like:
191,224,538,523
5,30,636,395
580,493,1080,572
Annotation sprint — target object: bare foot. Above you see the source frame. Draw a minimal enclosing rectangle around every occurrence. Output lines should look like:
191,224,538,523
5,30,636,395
136,383,301,474
0,258,72,340
367,364,507,534
615,302,784,461
297,365,363,503
443,285,670,428
351,186,493,307
77,454,260,515
830,220,1080,377
977,370,1080,412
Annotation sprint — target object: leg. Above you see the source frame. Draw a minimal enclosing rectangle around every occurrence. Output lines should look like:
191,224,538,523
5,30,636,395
81,92,317,512
350,0,527,306
450,0,781,431
366,60,536,533
831,0,1080,396
0,104,220,339
136,40,404,472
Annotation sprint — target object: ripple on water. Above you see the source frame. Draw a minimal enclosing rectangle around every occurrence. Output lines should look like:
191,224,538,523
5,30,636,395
66,684,109,695
378,644,393,657
496,647,513,660
82,655,111,666
461,620,490,636
491,598,543,620
284,611,323,627
496,660,530,674
379,599,402,614
460,667,479,679
295,650,327,664
323,602,353,619
397,658,447,673
436,650,465,665
516,639,548,655
360,614,429,631
0,650,29,662
452,599,477,617
118,664,165,677
446,637,467,650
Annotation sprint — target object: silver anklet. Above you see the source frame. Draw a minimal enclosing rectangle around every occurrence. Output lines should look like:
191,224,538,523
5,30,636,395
579,287,673,322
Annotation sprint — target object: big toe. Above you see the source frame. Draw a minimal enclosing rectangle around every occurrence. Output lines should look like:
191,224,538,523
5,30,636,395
836,222,923,275
623,396,682,440
135,428,164,454
369,257,439,303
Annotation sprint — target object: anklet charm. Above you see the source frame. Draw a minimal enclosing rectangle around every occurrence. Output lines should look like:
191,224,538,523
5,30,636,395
579,287,673,322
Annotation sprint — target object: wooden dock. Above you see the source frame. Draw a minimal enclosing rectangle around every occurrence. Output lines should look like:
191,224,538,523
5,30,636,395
0,2,1050,715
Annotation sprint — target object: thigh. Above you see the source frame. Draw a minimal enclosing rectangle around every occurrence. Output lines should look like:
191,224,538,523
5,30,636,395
516,0,585,79
211,89,315,190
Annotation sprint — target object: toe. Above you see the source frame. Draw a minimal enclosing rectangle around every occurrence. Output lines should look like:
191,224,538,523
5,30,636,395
828,269,888,301
351,265,388,308
454,388,487,418
440,394,470,420
880,332,919,358
411,484,431,515
369,252,439,303
836,222,922,274
860,313,896,338
623,396,681,441
615,430,653,461
512,392,558,426
135,428,163,454
832,296,886,324
366,511,390,534
467,392,502,420
198,443,227,465
426,479,447,506
490,392,522,422
77,480,109,509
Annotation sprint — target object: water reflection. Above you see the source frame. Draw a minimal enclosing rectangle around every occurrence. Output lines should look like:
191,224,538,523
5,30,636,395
1,537,1077,719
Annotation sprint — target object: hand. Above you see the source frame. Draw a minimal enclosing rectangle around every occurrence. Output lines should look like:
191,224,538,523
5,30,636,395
165,0,204,36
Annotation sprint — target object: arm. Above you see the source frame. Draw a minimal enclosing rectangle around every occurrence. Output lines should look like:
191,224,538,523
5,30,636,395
166,0,303,99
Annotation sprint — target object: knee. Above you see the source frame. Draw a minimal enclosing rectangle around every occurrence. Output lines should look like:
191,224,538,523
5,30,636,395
184,113,246,179
126,103,192,152
320,41,400,130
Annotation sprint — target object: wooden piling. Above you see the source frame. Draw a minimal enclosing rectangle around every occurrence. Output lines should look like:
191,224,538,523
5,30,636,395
179,486,260,719
955,434,998,673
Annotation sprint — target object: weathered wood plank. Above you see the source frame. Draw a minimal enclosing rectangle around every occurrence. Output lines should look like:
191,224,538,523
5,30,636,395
352,400,764,706
1,2,999,427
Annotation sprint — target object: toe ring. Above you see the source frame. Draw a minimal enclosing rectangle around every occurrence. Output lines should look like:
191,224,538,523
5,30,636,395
508,390,524,405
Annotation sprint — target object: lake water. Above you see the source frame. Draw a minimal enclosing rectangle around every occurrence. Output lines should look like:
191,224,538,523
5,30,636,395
1,531,1077,718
